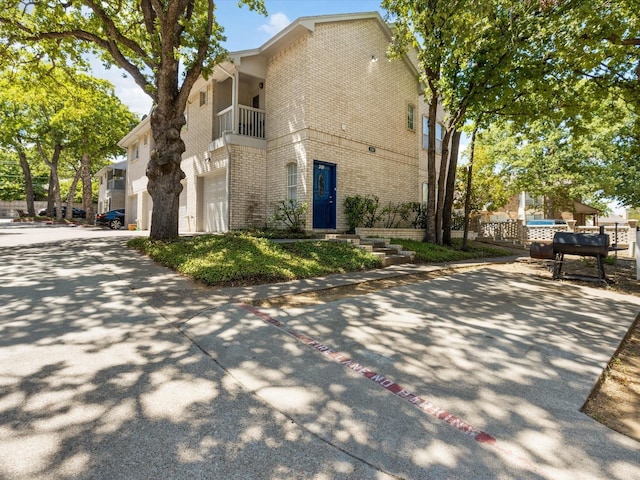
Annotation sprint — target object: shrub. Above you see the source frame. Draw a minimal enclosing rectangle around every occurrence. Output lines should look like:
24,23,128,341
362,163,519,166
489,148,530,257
343,194,381,232
409,202,428,229
270,199,307,233
344,195,368,233
381,202,402,228
345,197,429,230
363,195,380,227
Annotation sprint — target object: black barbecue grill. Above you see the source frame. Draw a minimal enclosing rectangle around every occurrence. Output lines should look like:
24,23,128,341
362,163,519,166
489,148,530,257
530,230,610,283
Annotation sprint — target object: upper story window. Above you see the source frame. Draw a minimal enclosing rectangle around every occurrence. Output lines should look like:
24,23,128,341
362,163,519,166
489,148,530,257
436,123,443,154
407,104,415,131
199,90,207,106
132,141,139,160
422,118,444,154
286,162,297,201
422,117,429,150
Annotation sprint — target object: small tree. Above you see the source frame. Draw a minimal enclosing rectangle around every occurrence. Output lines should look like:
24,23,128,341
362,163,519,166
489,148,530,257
270,200,308,234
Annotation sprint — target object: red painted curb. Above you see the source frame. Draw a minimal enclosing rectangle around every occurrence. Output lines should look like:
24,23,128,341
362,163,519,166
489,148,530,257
239,303,537,470
240,303,493,441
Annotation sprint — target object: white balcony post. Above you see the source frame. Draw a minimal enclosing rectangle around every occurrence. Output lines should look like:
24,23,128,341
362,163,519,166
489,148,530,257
232,72,238,134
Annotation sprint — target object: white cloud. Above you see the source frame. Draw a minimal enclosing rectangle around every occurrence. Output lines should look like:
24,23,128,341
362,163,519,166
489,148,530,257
258,12,291,36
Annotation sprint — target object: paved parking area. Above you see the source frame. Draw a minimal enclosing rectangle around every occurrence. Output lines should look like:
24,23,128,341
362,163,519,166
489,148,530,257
1,225,639,479
183,268,640,479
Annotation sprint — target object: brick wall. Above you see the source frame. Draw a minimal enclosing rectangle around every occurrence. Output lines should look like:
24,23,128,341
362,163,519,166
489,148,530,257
264,17,431,231
229,144,267,229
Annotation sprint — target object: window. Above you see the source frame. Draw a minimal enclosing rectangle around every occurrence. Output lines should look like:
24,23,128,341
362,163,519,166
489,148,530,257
422,182,428,204
422,118,444,154
407,104,415,130
132,142,139,160
143,134,148,145
422,116,429,149
199,90,207,106
286,163,297,201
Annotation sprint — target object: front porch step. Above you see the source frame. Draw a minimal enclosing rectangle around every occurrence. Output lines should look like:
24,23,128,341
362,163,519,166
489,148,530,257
383,254,414,266
322,234,414,267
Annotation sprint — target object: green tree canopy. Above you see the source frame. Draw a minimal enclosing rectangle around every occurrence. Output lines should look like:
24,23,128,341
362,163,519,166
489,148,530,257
0,66,137,216
0,0,266,238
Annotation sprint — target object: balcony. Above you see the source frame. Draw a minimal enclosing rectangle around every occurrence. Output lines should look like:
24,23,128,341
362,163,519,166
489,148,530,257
107,179,126,191
217,105,265,140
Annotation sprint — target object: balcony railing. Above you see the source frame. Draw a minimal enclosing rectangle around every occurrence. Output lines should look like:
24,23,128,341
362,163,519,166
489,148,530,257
217,105,265,139
107,179,126,191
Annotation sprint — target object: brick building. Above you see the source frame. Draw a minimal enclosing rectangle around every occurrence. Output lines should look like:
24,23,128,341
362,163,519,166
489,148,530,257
117,12,446,232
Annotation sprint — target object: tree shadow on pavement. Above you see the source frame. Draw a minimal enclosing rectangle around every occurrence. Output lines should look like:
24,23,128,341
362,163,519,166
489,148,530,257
0,239,388,480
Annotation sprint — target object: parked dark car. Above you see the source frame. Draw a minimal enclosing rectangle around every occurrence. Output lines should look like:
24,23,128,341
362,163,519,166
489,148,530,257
96,209,125,230
38,206,87,218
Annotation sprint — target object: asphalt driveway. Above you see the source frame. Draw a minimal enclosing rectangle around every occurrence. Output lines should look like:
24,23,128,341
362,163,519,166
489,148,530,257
1,225,639,479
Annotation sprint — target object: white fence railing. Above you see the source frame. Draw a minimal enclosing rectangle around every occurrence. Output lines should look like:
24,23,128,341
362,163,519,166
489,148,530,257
217,105,266,139
481,220,638,247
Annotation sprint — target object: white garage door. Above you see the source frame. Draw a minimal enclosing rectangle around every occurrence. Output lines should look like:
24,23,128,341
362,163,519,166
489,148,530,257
202,173,227,232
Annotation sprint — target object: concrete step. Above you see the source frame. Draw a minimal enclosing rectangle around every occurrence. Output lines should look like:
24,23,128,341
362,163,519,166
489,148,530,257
322,234,414,267
373,247,400,255
324,234,360,240
382,254,413,266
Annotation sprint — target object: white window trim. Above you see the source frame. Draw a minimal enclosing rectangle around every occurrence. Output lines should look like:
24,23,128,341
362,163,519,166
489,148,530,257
422,116,429,150
286,162,297,201
407,103,415,131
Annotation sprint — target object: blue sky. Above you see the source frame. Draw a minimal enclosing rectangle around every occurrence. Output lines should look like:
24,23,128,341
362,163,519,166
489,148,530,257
94,1,384,115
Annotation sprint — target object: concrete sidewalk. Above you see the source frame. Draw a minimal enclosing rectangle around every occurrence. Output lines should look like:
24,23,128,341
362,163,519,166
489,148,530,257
1,234,639,479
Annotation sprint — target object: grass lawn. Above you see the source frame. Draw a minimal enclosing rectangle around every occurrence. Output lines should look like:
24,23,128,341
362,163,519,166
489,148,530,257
127,233,382,286
128,233,515,287
391,238,515,263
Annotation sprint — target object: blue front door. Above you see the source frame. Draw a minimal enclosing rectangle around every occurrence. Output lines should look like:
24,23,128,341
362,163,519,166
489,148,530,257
312,161,336,229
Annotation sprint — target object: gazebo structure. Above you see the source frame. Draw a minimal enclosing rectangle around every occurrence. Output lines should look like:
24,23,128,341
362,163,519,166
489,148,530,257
572,200,600,226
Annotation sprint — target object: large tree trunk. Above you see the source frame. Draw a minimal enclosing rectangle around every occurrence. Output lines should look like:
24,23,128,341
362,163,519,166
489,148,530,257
65,167,82,220
462,128,476,250
45,171,55,216
51,166,63,220
17,148,36,216
80,152,94,223
39,144,63,220
425,93,438,243
442,129,462,245
436,128,452,246
147,105,186,240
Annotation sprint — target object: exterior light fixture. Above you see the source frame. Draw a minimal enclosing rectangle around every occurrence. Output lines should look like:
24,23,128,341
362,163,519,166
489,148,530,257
371,55,378,62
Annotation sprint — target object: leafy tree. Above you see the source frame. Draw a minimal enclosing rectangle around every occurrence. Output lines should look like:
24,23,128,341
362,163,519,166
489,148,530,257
385,0,640,244
383,0,555,245
0,0,266,238
455,134,513,216
0,67,136,219
476,110,619,216
52,74,138,221
0,150,26,201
